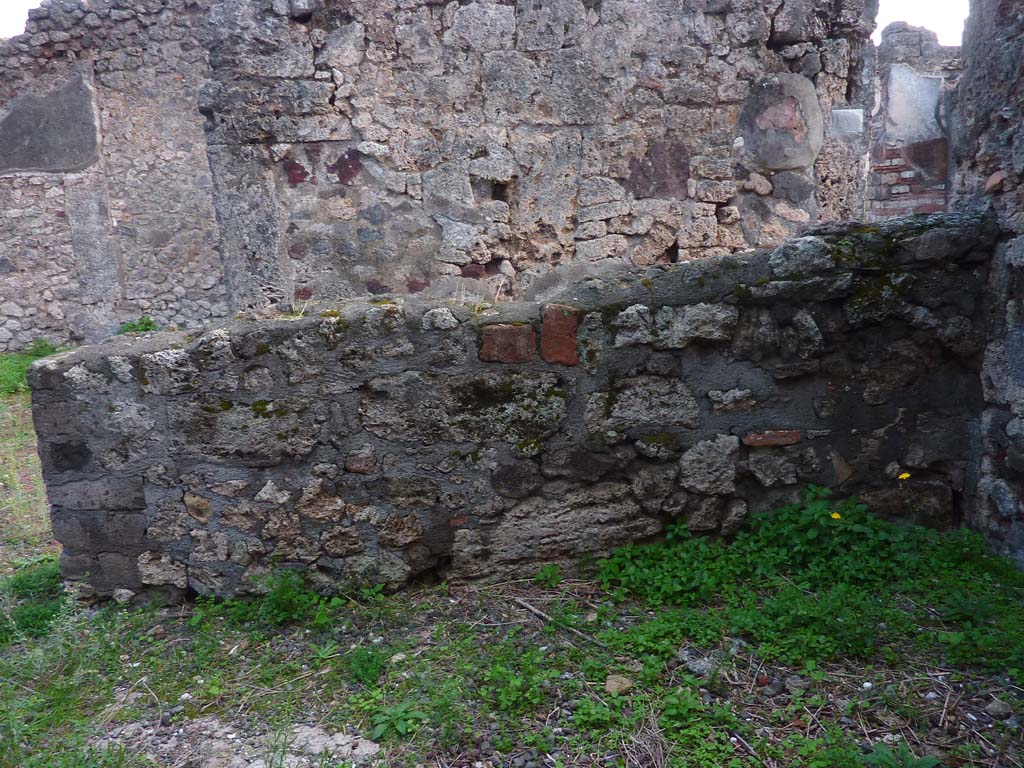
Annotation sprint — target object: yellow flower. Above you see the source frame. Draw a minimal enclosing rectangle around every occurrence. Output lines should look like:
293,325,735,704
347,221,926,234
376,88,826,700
898,472,911,480
830,512,842,520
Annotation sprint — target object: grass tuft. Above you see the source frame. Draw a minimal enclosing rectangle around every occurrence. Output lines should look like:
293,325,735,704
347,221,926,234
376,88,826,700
0,339,59,396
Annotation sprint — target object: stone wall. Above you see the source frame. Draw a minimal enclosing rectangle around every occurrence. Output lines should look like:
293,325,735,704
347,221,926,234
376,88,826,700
0,0,877,351
0,0,226,351
29,214,997,600
952,0,1024,565
866,24,961,221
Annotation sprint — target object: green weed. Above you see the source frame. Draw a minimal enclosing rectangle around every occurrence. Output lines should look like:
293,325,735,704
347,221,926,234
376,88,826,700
599,486,1024,674
0,339,59,396
864,742,941,768
370,700,427,740
0,558,64,645
116,316,158,335
341,646,387,686
534,564,563,588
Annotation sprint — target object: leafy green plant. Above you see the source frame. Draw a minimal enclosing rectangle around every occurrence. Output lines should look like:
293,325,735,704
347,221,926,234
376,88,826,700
342,646,387,686
187,571,338,631
598,486,1024,674
480,644,556,715
371,700,427,740
254,570,321,626
357,583,386,603
117,316,158,334
0,557,65,646
0,339,59,396
534,564,563,588
572,698,622,733
863,742,941,768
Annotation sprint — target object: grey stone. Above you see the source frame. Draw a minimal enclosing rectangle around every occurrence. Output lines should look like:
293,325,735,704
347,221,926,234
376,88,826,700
748,450,798,487
769,237,834,278
678,436,740,495
830,109,864,136
654,303,739,348
985,699,1013,720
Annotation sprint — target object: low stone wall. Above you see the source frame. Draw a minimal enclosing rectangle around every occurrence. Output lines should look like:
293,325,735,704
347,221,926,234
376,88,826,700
29,214,998,601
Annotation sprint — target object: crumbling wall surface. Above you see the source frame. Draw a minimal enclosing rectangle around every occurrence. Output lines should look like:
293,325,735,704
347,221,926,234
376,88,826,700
0,0,227,352
202,0,877,309
866,23,961,221
953,0,1024,565
28,214,997,600
0,0,877,350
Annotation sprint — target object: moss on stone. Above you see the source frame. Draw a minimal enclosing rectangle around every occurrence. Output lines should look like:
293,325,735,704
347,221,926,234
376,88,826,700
514,438,543,456
639,432,676,447
454,379,518,410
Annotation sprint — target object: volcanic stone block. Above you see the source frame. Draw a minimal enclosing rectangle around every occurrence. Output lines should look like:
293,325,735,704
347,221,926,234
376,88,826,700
678,435,740,495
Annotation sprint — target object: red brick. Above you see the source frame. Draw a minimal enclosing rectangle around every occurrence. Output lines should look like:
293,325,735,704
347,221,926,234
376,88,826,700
479,324,536,363
540,303,582,366
741,430,802,447
913,203,946,215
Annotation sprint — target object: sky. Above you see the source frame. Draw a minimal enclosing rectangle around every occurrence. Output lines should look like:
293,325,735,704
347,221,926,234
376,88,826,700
0,0,972,47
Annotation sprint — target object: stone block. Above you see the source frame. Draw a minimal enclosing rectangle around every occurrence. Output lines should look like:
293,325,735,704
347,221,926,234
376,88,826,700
739,73,824,171
51,509,148,556
830,108,864,136
678,435,740,495
47,478,145,511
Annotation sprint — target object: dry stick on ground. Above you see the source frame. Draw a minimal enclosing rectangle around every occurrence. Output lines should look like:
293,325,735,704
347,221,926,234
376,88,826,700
512,597,607,648
939,689,953,728
729,730,763,765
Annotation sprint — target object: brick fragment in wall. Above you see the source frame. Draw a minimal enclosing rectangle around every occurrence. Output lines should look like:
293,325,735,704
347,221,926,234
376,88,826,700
540,304,581,366
479,324,537,363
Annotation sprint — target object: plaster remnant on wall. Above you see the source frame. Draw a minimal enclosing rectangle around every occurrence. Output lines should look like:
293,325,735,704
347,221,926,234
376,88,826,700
0,74,99,174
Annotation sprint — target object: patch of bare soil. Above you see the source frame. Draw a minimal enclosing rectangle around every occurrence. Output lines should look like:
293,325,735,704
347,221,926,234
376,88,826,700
98,717,381,768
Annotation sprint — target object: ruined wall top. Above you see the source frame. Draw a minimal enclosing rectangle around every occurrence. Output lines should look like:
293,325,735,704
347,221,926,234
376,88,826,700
0,0,876,350
952,0,1024,232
